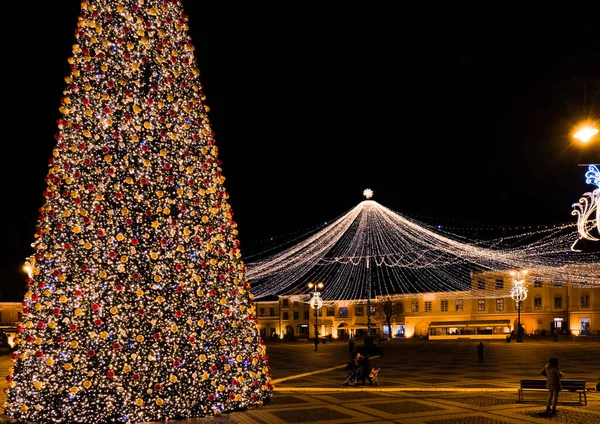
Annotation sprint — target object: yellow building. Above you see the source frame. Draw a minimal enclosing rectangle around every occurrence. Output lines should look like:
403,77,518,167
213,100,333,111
256,267,600,340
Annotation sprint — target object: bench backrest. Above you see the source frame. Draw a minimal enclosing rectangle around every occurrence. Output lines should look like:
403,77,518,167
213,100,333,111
520,379,586,390
520,379,546,389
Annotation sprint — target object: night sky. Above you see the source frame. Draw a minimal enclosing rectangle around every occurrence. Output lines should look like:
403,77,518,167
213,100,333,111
2,3,599,301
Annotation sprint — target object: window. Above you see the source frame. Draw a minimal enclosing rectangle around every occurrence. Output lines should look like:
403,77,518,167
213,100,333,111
293,311,299,320
339,307,348,317
554,295,562,309
326,307,335,316
396,302,404,314
441,300,448,312
478,300,485,311
553,280,563,288
304,310,309,320
259,307,265,316
477,280,485,290
496,299,504,311
455,299,463,312
269,307,275,317
313,309,322,317
293,300,299,307
411,301,419,312
495,279,504,289
425,301,432,312
283,312,289,320
581,294,590,308
534,279,542,288
534,297,542,309
282,299,289,307
355,306,364,316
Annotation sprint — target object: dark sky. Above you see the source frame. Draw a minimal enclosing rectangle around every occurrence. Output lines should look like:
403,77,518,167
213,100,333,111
2,3,599,300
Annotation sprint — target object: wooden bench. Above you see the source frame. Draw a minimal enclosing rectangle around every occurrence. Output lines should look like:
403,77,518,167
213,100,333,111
518,379,588,405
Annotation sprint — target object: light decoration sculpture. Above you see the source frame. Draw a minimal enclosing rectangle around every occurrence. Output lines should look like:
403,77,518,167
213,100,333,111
572,165,600,250
363,188,374,200
510,270,528,343
246,192,599,302
307,281,324,351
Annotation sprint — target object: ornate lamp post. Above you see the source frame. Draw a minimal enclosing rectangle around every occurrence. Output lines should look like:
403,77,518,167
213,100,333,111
510,270,528,343
308,281,324,351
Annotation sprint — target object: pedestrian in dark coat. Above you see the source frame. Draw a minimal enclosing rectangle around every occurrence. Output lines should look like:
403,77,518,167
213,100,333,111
476,342,484,362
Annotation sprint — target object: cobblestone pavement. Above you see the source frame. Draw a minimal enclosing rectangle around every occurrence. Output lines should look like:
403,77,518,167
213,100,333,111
1,336,599,423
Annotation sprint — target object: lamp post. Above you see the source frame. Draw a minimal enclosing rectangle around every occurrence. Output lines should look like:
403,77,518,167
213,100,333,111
308,281,324,351
510,270,528,343
572,77,599,144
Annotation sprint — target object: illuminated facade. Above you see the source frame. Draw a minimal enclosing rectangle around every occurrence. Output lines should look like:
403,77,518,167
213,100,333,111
257,266,600,340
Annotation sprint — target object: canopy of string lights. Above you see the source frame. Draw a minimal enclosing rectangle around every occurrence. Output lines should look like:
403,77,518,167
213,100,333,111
245,194,599,302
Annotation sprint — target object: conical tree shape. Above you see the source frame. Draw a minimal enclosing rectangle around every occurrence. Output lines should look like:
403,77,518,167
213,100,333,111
5,1,272,422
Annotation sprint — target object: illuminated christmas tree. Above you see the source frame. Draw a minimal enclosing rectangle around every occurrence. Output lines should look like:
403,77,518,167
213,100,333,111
5,1,272,422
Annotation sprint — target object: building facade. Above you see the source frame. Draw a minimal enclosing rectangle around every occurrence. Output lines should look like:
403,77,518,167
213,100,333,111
256,268,600,340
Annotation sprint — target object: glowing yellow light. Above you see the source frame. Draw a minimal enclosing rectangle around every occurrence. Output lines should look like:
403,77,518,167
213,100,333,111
573,125,598,143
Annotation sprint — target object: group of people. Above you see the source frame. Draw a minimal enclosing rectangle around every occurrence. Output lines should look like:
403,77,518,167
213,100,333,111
344,351,378,386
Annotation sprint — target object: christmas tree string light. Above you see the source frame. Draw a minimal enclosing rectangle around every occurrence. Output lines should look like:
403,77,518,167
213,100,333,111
5,1,272,422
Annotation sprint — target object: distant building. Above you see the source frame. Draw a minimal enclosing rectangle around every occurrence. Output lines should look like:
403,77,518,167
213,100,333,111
255,266,600,340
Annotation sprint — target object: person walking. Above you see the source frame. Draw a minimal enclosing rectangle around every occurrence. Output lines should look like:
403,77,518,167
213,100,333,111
476,342,484,362
553,328,559,342
541,357,564,414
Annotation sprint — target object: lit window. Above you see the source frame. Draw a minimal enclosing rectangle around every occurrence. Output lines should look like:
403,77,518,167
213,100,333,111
581,294,590,308
496,299,504,311
534,297,542,309
478,300,485,311
455,299,463,312
411,301,419,312
339,307,348,317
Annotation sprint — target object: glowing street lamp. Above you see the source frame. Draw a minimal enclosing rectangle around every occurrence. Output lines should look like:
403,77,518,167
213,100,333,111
573,124,598,144
510,270,528,343
308,281,324,351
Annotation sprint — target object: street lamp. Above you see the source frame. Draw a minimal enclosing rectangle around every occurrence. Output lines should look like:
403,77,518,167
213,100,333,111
572,77,599,144
308,281,324,351
573,124,598,144
510,270,528,343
